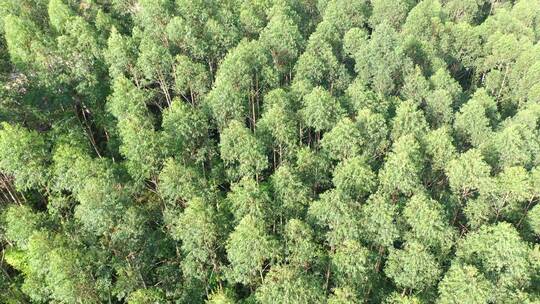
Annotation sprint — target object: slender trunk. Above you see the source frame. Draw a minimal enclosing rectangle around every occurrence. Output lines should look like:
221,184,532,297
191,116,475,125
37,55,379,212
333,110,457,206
159,73,172,107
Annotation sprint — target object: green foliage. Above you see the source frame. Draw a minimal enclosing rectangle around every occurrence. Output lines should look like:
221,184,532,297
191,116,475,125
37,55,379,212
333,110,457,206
3,205,43,248
379,135,424,196
159,158,209,203
385,241,441,292
166,198,220,282
2,1,540,303
445,149,491,198
271,165,310,219
283,219,322,268
161,99,210,163
403,193,456,255
391,100,429,140
0,123,49,190
454,223,535,301
256,265,325,304
127,288,166,304
454,89,498,148
220,120,268,180
225,215,279,286
360,194,399,249
300,86,345,132
331,239,373,293
332,156,377,201
437,264,493,304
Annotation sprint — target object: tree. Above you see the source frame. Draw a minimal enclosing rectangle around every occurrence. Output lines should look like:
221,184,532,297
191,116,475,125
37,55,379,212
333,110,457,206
384,241,441,292
445,149,491,198
257,88,300,162
47,0,74,33
391,100,429,141
479,166,532,222
108,76,161,182
219,120,268,180
158,158,209,203
166,198,221,284
2,14,47,69
454,222,535,302
527,204,540,237
369,0,416,29
300,86,345,133
328,287,360,304
437,264,493,304
271,165,311,220
259,3,304,74
0,122,49,191
3,205,43,248
403,193,456,256
161,98,210,163
283,219,323,269
425,127,457,172
331,240,373,294
308,189,362,246
454,89,498,148
207,40,278,129
332,156,377,201
127,288,166,304
105,27,140,80
256,264,325,304
401,66,430,105
225,215,279,286
293,36,350,94
356,109,390,161
379,135,424,196
136,36,174,106
360,194,399,249
173,55,210,105
321,117,362,161
227,176,273,223
351,22,411,96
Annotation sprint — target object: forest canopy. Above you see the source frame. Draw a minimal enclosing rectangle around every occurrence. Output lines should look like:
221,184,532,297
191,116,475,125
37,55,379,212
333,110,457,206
0,0,540,303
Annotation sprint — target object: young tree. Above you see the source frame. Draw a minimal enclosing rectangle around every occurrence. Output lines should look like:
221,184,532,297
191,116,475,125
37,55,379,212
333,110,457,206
207,40,278,129
173,55,210,105
331,240,373,295
437,264,493,304
403,193,456,256
108,76,162,182
454,89,498,148
161,98,210,164
283,219,323,269
321,117,362,161
454,222,535,302
259,3,304,74
219,120,268,180
225,215,279,286
445,149,491,199
379,135,424,196
256,265,325,304
257,88,300,162
384,241,442,293
425,127,457,172
0,123,49,191
271,165,311,220
227,176,273,223
166,198,221,285
300,86,345,134
332,156,377,201
391,100,429,141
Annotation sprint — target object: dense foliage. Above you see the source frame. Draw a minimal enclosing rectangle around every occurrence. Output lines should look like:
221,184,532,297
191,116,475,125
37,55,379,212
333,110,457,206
0,0,540,303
